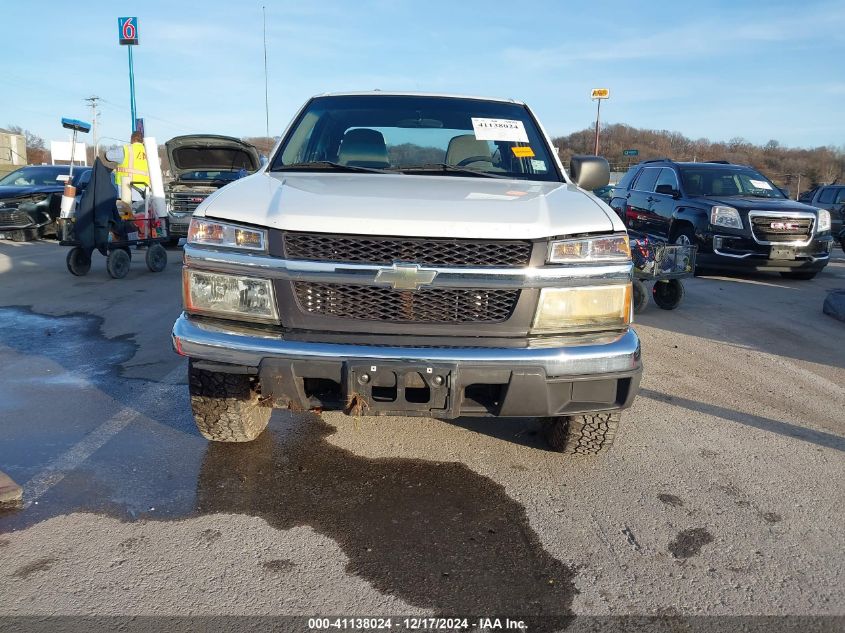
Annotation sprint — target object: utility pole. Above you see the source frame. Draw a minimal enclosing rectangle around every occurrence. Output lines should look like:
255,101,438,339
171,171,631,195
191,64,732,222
263,6,270,146
84,96,100,150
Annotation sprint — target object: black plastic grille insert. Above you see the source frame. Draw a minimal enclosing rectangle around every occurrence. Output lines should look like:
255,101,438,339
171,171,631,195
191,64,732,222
294,282,519,324
284,233,533,268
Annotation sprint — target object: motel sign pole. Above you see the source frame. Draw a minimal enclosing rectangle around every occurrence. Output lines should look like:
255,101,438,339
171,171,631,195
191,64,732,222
118,17,140,132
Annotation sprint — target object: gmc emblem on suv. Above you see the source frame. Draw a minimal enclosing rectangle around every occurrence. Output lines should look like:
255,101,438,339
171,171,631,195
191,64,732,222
770,221,798,231
374,263,438,290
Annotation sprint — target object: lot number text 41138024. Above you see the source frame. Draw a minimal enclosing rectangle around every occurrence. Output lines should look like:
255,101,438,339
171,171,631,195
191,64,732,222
307,617,527,630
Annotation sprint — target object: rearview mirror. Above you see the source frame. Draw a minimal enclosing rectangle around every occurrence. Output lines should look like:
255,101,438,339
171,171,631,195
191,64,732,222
570,155,609,190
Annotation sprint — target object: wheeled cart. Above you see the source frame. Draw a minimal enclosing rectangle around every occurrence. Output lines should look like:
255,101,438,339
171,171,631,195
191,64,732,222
61,216,168,279
629,231,697,313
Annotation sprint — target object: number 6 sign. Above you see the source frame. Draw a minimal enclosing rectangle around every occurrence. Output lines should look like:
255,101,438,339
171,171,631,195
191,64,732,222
118,17,139,45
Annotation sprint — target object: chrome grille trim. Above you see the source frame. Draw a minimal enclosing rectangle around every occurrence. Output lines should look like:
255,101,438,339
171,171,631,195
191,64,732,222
183,245,633,289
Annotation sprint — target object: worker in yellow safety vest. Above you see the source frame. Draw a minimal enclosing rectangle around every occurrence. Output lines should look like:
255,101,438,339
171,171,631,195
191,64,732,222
114,131,150,189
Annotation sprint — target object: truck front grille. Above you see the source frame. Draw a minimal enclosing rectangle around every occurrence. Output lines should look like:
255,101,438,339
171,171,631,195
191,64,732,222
283,233,533,267
168,191,210,214
294,282,519,324
750,215,813,243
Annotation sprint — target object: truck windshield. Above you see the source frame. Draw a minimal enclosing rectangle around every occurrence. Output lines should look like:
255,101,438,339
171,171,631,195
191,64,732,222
270,94,560,182
679,166,786,199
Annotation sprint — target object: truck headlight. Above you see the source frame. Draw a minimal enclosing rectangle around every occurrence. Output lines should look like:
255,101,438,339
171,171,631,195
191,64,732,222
548,234,630,263
711,205,742,229
817,209,831,233
532,284,632,332
183,269,279,323
188,218,266,251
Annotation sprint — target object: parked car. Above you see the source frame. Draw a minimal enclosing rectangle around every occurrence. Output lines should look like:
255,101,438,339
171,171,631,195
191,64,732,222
609,159,833,279
0,165,91,241
171,91,642,455
164,135,260,243
798,185,845,251
592,184,614,203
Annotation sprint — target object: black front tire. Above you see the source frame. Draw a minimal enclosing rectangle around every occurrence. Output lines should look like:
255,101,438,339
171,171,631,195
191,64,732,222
652,279,685,310
542,412,620,455
189,361,271,442
66,247,91,276
145,243,167,272
106,248,131,279
780,271,818,280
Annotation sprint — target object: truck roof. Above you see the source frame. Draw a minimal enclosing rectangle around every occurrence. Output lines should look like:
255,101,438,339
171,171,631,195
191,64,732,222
315,90,524,105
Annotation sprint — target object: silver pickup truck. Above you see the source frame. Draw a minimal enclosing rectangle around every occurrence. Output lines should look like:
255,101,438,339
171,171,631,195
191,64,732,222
172,92,641,455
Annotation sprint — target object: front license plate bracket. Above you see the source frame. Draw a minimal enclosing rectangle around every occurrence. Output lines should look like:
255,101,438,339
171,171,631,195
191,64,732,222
770,246,796,260
346,362,456,415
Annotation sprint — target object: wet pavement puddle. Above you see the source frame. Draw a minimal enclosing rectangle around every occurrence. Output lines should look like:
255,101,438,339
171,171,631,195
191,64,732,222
0,307,578,626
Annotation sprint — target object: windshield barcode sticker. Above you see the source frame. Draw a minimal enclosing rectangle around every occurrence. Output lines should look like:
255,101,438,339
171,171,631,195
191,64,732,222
471,118,529,143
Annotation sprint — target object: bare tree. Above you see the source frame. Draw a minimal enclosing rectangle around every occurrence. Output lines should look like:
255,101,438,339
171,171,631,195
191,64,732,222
6,124,48,164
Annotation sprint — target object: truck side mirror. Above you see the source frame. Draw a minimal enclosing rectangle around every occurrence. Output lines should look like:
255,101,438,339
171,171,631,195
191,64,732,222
570,155,610,190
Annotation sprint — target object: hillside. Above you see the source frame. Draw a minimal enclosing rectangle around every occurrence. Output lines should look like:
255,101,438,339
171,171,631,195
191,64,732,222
553,124,844,193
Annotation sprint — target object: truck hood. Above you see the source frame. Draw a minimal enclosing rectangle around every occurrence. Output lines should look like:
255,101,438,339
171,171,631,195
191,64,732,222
165,135,260,178
197,172,621,239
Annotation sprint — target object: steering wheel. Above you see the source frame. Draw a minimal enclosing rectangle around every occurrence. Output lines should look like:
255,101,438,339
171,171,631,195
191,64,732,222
456,156,494,167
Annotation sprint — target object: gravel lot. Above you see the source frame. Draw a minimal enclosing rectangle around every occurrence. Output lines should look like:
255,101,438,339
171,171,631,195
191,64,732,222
0,240,843,628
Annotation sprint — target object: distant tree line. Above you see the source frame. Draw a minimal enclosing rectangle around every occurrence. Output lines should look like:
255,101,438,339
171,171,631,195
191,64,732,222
553,123,845,194
10,122,843,197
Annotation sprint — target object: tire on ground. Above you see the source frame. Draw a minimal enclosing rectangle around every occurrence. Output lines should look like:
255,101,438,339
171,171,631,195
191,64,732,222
632,279,649,313
189,360,271,442
145,243,167,272
106,248,131,279
542,412,620,455
652,278,685,310
66,247,91,276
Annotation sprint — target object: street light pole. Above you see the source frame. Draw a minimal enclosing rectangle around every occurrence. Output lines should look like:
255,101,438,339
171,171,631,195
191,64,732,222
594,98,601,155
590,88,609,156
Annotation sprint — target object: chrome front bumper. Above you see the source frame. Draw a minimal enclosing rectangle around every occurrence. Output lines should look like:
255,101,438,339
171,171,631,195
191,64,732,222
172,313,641,378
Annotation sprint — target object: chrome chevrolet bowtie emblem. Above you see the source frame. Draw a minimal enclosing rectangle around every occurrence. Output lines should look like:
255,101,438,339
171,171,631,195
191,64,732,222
374,263,438,290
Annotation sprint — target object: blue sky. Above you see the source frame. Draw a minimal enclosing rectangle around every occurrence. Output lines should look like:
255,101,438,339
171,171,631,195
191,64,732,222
1,0,843,150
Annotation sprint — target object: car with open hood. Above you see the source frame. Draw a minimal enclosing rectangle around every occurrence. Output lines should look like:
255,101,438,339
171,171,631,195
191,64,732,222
164,135,260,241
0,165,91,241
172,92,642,456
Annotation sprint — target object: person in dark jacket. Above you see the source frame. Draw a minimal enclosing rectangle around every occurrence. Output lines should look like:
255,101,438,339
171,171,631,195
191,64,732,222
74,158,123,255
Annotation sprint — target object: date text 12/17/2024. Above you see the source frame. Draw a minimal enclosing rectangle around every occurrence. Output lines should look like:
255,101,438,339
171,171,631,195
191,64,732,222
308,617,528,630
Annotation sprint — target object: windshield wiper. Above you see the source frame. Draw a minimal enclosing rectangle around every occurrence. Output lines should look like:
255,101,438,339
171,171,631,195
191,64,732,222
398,164,510,179
274,161,391,174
